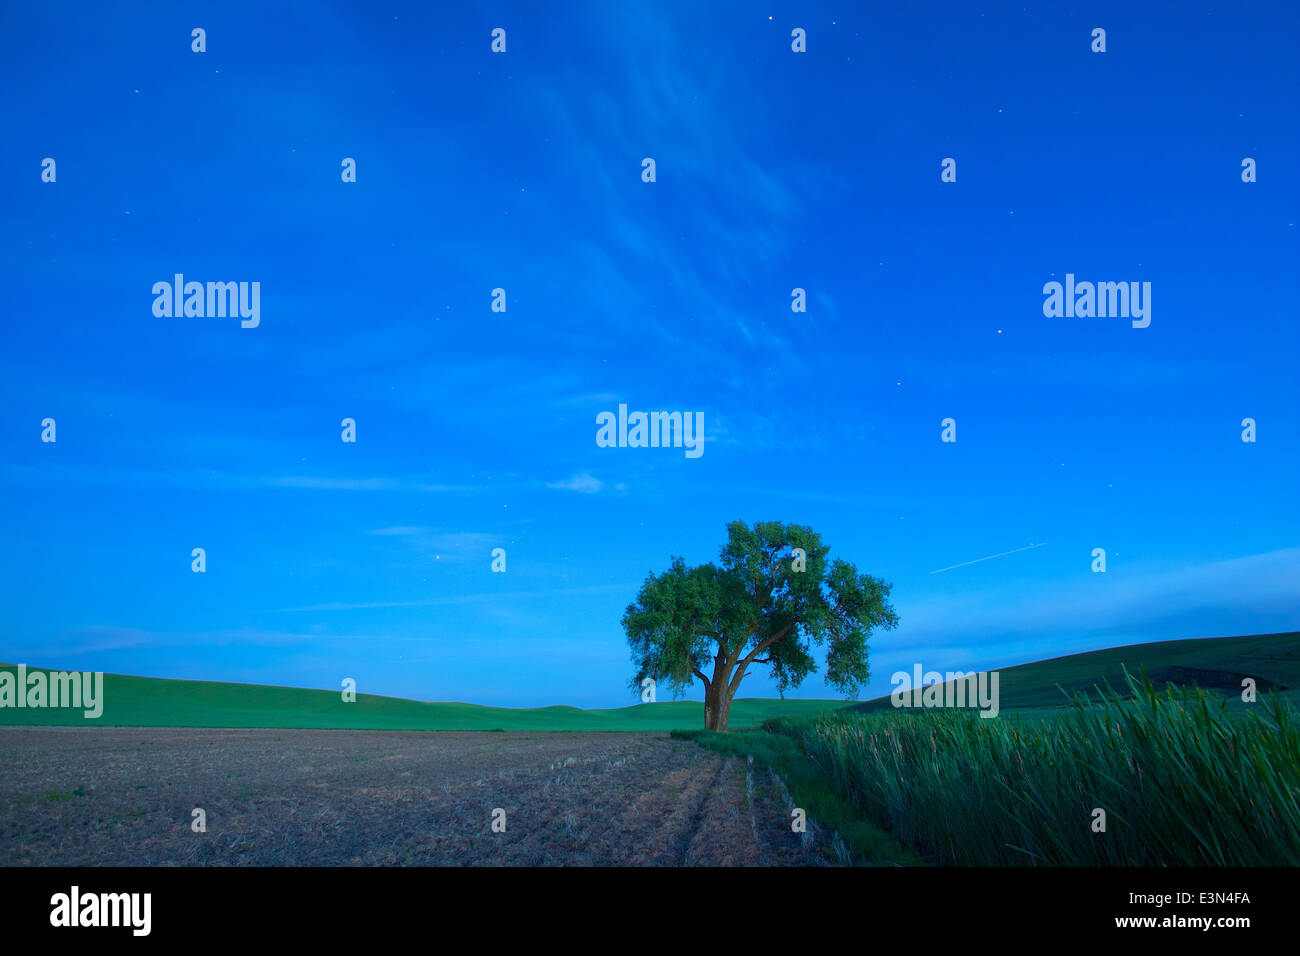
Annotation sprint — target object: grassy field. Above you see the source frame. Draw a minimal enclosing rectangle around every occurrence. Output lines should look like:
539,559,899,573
689,675,1300,865
800,675,1300,865
682,632,1300,865
0,665,854,731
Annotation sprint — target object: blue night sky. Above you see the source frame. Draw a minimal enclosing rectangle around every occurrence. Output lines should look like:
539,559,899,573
2,2,1296,708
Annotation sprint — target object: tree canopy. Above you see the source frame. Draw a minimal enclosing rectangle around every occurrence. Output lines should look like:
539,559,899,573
623,520,899,731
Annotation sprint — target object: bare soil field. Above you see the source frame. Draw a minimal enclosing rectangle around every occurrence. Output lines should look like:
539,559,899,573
0,728,834,866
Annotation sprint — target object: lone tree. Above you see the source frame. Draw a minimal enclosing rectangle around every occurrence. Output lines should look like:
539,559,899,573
623,520,899,732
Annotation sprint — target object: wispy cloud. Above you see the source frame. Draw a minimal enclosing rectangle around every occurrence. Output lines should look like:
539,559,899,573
9,625,362,660
273,583,638,613
268,476,469,492
520,1,825,365
361,528,506,569
547,472,605,494
0,463,478,495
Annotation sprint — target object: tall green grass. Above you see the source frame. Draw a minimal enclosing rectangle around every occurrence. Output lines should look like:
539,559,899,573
795,671,1300,865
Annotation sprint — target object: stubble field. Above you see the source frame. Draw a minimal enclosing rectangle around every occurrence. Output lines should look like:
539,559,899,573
0,728,832,866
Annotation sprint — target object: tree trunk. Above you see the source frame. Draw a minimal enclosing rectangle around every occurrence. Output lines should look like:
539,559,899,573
704,681,732,732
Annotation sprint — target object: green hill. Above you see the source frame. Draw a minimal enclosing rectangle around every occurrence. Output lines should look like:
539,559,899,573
852,630,1300,717
0,664,853,731
3,631,1295,730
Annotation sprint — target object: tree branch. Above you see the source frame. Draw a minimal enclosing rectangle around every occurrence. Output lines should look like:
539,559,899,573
692,669,711,692
744,623,794,667
728,623,796,695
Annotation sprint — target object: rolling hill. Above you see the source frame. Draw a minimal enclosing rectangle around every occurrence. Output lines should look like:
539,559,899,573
3,631,1296,730
852,630,1300,716
0,664,853,731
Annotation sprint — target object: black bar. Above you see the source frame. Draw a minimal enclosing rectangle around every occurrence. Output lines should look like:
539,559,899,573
1,866,1289,941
